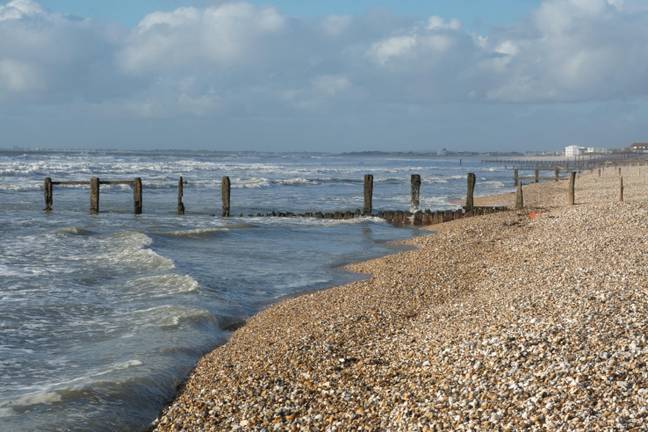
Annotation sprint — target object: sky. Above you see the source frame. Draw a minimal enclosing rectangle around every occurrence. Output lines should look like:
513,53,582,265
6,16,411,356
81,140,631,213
1,0,648,152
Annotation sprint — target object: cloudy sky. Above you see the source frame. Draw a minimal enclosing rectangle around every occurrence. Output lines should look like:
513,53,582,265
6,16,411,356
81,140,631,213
1,0,647,152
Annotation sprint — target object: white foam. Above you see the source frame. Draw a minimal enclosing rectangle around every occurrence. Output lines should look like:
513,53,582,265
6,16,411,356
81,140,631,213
126,274,200,296
160,227,229,238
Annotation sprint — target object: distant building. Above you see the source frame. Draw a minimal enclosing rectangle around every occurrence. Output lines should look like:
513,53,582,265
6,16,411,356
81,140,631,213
630,143,648,152
565,145,586,158
585,147,610,154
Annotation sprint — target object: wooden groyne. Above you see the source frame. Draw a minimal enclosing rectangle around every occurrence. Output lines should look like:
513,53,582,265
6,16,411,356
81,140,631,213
41,164,605,226
41,172,510,226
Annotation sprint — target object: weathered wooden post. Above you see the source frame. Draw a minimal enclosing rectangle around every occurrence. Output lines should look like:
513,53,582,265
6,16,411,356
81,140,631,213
411,174,421,210
554,167,560,182
221,176,231,217
177,177,185,215
90,177,100,214
465,173,476,210
618,167,622,176
620,176,624,202
43,177,53,212
515,183,524,209
363,174,373,215
534,168,540,183
133,177,143,215
513,169,519,186
598,168,601,177
567,172,576,206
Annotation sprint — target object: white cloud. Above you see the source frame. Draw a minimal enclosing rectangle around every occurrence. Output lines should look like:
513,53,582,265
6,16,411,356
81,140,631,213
321,15,352,37
0,58,41,92
427,16,461,31
0,0,43,21
120,3,285,74
1,0,648,117
368,35,418,64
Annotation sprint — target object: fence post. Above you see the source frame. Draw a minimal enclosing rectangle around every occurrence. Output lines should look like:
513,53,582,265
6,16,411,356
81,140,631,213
363,175,374,215
44,177,53,212
133,177,143,215
568,172,576,205
411,174,421,210
465,173,476,210
620,176,624,202
90,177,100,214
221,176,231,217
534,168,540,183
513,169,519,186
554,167,560,182
177,177,185,215
515,183,524,209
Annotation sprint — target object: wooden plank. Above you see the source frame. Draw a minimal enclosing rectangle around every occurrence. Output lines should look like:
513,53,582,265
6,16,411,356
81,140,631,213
411,174,421,210
43,177,53,211
568,172,576,206
515,183,524,209
52,181,90,186
133,177,143,215
465,173,476,210
620,176,624,203
363,174,373,215
221,176,231,217
177,177,185,215
100,180,136,186
90,177,100,214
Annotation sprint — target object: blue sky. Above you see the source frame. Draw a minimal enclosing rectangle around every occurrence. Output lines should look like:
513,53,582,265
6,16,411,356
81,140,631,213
40,0,538,30
2,0,648,152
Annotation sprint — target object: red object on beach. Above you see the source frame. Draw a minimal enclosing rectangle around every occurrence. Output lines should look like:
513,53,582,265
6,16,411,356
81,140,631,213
528,211,539,220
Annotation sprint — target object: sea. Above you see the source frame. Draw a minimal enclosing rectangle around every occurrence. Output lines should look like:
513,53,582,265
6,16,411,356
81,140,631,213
0,150,512,431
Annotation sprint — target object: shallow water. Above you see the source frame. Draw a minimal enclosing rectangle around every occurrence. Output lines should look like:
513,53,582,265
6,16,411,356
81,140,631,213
0,151,512,431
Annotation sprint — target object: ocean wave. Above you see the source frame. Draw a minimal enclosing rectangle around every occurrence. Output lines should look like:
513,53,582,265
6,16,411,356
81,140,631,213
97,232,175,271
0,358,145,414
158,227,229,238
246,216,387,226
126,305,213,328
126,274,200,297
55,227,94,236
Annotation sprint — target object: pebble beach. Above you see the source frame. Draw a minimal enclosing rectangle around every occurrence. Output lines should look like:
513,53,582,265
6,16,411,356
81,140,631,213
153,166,648,431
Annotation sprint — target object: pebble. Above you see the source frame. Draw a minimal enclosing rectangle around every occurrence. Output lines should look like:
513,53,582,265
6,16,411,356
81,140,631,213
154,166,648,431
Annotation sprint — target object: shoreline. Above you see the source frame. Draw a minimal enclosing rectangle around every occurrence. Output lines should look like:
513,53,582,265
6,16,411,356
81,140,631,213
153,167,647,430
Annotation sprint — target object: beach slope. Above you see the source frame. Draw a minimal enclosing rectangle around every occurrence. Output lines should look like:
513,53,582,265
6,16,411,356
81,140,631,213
154,167,647,431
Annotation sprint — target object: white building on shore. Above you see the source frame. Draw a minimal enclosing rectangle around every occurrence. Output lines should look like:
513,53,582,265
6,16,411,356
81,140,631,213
565,145,586,158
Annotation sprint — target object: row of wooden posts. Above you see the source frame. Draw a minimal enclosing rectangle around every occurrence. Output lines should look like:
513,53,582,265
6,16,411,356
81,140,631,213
514,171,577,209
42,167,590,223
42,173,497,220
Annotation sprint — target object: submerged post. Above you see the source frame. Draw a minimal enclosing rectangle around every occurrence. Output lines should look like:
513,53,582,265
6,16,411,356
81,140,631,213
513,169,519,186
568,172,576,206
465,173,476,210
177,177,185,215
620,176,624,202
534,168,540,183
44,177,53,212
221,176,231,217
133,177,143,214
554,167,560,182
90,177,100,214
363,174,374,215
515,183,524,209
411,174,421,210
